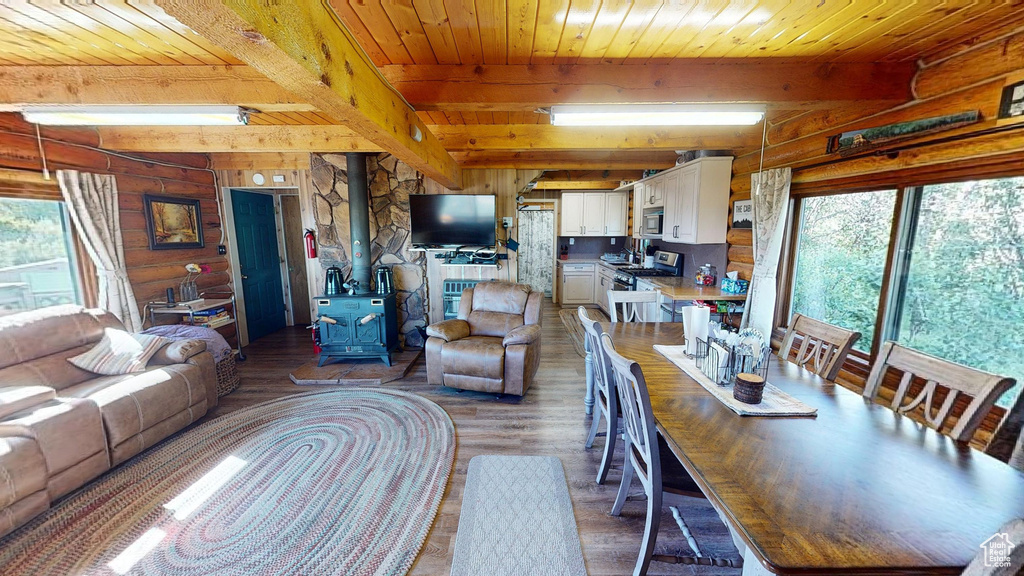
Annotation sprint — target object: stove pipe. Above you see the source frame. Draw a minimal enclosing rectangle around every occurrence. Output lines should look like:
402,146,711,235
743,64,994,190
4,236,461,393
346,153,372,294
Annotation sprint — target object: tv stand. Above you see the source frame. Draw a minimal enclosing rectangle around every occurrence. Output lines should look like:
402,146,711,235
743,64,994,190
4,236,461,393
434,247,499,266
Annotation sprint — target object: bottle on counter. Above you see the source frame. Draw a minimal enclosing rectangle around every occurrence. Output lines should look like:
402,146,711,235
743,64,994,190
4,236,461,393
695,263,718,286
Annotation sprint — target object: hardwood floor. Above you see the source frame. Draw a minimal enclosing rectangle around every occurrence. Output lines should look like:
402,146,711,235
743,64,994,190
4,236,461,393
211,299,708,575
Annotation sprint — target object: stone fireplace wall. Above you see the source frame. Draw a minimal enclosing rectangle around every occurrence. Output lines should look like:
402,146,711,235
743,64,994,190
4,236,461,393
310,153,427,347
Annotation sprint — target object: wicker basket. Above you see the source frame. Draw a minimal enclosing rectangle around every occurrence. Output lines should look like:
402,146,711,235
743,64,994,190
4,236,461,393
215,355,240,397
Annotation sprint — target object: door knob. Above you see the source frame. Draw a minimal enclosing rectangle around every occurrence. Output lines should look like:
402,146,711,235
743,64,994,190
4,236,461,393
241,274,248,279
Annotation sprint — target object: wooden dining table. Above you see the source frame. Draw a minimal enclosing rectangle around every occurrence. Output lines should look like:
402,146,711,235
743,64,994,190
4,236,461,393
602,321,1024,575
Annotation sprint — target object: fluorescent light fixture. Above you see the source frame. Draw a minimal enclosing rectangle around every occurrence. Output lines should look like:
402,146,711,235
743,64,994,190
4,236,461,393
21,105,251,126
549,104,765,126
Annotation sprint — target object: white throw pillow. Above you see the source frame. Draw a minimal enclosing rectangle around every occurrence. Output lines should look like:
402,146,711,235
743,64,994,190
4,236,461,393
68,328,171,375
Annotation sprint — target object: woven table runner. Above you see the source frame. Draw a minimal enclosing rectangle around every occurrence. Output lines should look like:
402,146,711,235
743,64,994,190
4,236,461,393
654,345,817,417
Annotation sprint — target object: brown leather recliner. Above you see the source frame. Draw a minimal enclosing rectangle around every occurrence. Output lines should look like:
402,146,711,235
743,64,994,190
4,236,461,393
425,281,542,396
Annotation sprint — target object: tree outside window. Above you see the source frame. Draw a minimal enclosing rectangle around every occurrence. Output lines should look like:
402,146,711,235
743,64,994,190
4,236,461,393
790,189,897,353
896,177,1024,407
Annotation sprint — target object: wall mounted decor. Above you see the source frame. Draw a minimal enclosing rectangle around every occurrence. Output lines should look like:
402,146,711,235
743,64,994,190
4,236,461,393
826,110,980,156
999,80,1024,119
732,199,753,229
143,194,204,250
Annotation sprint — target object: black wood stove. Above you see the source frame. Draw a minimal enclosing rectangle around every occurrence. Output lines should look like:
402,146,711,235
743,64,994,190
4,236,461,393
315,293,399,367
313,152,400,367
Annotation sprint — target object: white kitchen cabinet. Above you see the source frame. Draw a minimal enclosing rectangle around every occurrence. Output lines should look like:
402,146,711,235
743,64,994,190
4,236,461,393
560,193,585,236
635,279,662,320
661,157,732,244
595,266,616,314
559,262,595,305
560,191,628,237
636,177,664,208
603,191,628,236
581,194,606,236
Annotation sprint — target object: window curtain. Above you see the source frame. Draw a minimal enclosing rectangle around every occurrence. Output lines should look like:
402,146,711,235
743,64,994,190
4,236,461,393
741,167,792,339
57,170,142,332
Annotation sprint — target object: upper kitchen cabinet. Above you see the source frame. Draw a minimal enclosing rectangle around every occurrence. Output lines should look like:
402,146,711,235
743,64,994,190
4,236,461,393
560,191,627,237
603,191,628,236
561,193,585,235
662,157,733,244
636,178,664,208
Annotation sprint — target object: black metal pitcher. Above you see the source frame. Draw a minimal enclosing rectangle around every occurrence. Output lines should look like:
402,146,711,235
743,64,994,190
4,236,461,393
324,267,344,296
375,266,394,294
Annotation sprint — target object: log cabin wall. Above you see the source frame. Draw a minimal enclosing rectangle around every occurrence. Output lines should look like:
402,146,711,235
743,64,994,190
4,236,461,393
724,32,1024,446
0,113,234,343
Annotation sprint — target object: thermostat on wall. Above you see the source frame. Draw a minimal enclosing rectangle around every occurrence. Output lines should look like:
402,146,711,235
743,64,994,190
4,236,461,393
272,174,286,183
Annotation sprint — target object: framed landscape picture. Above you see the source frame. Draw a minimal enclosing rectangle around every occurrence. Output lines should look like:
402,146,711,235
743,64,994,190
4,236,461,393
143,194,204,250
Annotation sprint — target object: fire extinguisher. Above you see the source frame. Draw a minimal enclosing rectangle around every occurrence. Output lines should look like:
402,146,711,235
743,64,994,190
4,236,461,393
304,229,317,258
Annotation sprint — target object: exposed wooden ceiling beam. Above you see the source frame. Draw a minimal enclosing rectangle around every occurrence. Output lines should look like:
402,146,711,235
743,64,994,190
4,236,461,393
538,170,643,182
381,62,915,112
452,150,680,170
155,0,461,188
0,66,313,112
97,126,380,153
209,152,312,171
430,124,758,151
532,180,620,190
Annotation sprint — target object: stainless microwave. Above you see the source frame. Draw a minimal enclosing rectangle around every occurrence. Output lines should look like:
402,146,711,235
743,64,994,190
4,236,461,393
642,210,663,237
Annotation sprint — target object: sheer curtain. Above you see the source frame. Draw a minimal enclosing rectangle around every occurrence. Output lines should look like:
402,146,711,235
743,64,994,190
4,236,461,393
740,167,791,339
57,170,142,331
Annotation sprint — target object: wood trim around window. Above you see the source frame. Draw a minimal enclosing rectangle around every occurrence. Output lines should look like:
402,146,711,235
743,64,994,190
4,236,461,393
69,218,99,308
774,196,800,333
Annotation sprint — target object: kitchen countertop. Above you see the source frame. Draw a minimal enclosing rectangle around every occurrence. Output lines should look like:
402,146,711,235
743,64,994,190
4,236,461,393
556,258,631,271
637,276,748,301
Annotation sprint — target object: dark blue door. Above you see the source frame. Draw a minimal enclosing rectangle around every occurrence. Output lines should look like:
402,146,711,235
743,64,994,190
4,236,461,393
232,190,285,342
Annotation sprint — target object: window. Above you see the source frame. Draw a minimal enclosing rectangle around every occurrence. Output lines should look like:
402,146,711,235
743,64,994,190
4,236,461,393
790,189,897,352
892,177,1024,407
0,197,83,316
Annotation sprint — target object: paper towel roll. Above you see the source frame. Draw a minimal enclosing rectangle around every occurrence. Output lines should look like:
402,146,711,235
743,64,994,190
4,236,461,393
684,305,711,356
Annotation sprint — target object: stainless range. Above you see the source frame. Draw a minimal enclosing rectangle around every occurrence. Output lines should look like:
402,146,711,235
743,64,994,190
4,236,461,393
613,250,683,289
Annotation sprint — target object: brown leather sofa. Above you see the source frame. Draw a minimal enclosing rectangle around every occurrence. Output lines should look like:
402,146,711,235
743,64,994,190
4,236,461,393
0,305,217,537
425,281,542,396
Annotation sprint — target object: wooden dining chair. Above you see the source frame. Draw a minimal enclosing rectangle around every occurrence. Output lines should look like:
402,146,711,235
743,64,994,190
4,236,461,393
986,387,1024,471
608,290,662,324
961,519,1024,575
579,306,619,485
778,313,861,381
602,332,739,576
864,341,1016,444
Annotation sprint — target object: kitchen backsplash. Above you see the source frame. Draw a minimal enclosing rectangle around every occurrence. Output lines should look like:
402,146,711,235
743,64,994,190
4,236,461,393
656,241,728,279
558,236,629,259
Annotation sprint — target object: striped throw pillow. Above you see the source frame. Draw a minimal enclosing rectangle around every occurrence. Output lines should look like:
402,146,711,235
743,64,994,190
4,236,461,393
68,328,171,375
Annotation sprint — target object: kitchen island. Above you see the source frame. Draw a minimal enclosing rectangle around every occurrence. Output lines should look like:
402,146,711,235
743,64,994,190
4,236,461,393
640,276,748,302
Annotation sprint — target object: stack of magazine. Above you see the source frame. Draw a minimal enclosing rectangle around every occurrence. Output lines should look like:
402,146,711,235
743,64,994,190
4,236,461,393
184,306,232,329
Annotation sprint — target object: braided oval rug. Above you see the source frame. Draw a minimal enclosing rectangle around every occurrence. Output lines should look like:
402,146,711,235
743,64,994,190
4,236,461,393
0,388,456,576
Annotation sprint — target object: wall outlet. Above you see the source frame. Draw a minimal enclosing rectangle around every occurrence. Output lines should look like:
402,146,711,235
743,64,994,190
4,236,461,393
217,245,227,255
610,238,616,245
501,216,513,229
569,237,575,245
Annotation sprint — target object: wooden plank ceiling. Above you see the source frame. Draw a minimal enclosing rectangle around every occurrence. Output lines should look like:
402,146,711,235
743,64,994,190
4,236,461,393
0,1,1022,172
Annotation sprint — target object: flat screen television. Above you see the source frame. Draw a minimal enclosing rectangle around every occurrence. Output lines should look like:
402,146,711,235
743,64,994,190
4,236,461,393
410,194,496,248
